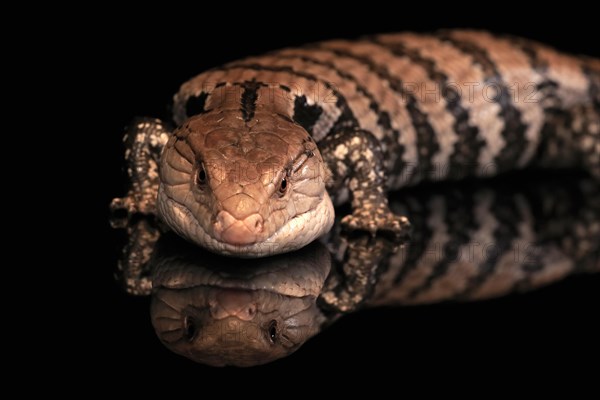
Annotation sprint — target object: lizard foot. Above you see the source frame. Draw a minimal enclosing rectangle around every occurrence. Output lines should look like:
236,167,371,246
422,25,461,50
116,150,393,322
110,195,157,229
110,194,156,215
341,208,411,239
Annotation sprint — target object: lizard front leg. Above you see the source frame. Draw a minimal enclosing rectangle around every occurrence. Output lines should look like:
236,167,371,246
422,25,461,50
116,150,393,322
113,216,162,296
319,228,399,313
111,118,171,294
320,128,410,238
575,104,600,180
110,117,171,216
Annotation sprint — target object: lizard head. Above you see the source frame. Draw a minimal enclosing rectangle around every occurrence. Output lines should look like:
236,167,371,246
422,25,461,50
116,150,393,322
150,241,330,367
152,287,323,367
158,111,334,257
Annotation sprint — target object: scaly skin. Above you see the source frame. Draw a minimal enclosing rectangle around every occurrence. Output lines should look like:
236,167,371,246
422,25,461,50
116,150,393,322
158,110,335,256
114,173,600,367
112,30,600,257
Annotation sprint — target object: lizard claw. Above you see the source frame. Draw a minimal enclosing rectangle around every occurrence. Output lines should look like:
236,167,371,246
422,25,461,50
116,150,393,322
110,196,136,214
341,208,411,240
110,197,135,228
110,195,156,216
110,195,157,228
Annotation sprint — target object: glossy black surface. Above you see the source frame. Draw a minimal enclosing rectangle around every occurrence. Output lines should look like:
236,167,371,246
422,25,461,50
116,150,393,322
108,171,599,368
92,9,599,385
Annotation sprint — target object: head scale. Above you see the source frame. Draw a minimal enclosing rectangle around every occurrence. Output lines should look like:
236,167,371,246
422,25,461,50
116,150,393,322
158,110,334,257
150,241,331,367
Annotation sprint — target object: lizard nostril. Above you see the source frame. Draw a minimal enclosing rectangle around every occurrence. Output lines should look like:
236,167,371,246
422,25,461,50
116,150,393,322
254,218,263,233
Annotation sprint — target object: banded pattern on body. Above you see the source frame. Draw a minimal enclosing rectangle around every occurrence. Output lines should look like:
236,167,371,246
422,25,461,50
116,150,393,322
140,174,599,367
114,30,600,258
365,176,600,306
174,30,600,188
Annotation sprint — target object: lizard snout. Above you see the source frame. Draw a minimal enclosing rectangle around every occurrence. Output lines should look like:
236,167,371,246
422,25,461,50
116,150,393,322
209,289,257,321
213,210,264,246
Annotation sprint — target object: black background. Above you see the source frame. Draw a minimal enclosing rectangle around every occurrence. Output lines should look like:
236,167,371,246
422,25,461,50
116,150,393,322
90,7,599,388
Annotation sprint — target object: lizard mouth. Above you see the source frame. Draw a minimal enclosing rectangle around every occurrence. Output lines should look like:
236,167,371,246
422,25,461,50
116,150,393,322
212,211,264,246
158,187,335,257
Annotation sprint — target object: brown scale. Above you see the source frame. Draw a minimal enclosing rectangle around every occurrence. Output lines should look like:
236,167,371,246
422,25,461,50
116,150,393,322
113,173,599,366
112,30,600,258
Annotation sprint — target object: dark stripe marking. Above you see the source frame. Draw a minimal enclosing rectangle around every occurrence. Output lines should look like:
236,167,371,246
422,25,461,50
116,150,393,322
507,36,575,167
583,65,600,109
437,32,529,173
240,80,262,121
392,195,435,285
312,43,438,183
408,190,477,298
185,92,209,117
276,52,401,166
458,193,521,299
293,95,323,133
369,37,484,180
216,63,359,133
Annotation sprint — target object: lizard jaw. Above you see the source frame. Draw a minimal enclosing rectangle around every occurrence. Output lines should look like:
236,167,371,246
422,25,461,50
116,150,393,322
158,187,334,257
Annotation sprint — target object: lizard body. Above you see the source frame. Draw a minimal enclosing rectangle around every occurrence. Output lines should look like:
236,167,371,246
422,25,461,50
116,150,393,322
114,173,600,366
112,31,600,257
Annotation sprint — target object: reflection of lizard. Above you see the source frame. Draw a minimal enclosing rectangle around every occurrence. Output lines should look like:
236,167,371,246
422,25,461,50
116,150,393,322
114,174,599,367
112,31,600,257
150,239,331,367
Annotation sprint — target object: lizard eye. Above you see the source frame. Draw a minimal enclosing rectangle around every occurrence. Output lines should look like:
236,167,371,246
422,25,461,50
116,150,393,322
268,320,278,344
196,165,207,187
183,316,199,342
278,177,287,195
